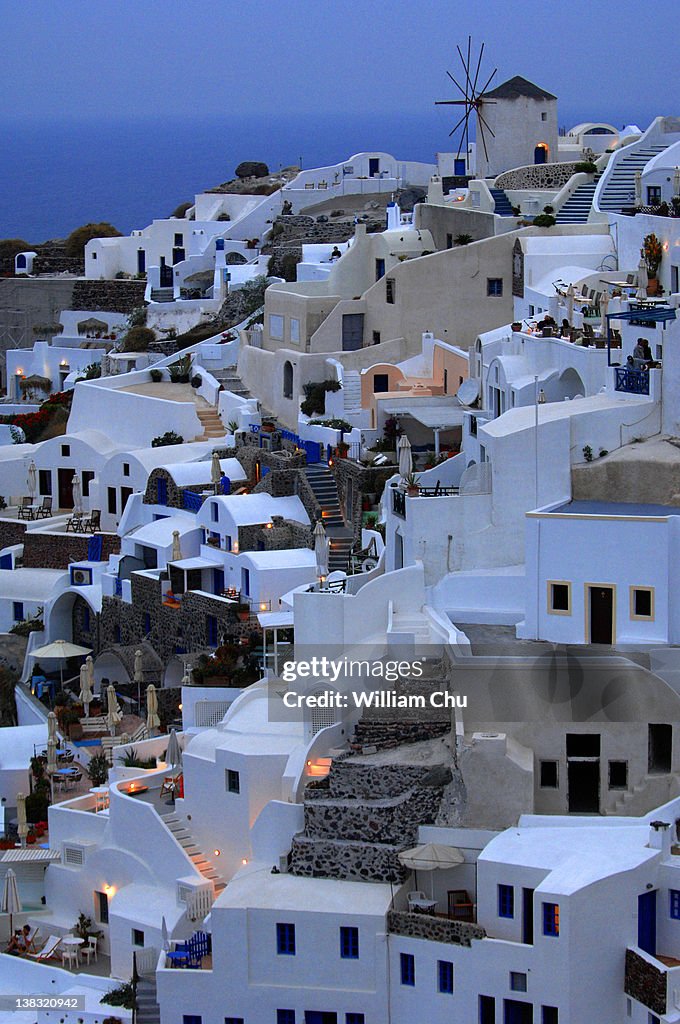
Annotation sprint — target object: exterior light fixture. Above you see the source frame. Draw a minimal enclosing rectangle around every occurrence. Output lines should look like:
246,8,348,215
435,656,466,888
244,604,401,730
214,849,220,857
242,858,248,865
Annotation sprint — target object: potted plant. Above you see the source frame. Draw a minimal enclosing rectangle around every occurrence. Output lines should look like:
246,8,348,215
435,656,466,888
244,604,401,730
403,472,420,497
643,233,663,295
336,440,349,458
261,419,276,433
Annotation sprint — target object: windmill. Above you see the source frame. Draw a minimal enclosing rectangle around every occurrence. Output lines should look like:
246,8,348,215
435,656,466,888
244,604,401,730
435,37,498,166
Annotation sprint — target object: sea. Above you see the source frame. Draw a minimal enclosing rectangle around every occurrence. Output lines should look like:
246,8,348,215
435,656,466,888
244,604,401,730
1,111,453,243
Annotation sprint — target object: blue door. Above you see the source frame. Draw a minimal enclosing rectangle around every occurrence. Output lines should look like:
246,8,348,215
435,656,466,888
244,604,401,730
0,554,12,570
305,1014,337,1024
638,891,657,955
157,478,167,505
534,145,548,164
213,568,225,595
454,158,466,176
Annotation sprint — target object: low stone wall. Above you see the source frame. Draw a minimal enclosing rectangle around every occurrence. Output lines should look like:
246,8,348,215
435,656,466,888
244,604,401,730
352,719,451,751
324,760,444,801
302,781,449,844
0,521,27,550
332,459,393,539
495,162,581,191
387,910,486,948
239,518,311,553
70,280,146,314
624,948,667,1015
290,834,406,883
22,531,120,569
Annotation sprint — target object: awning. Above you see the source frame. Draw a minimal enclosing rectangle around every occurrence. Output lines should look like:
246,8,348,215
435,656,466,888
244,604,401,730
398,843,465,870
606,306,677,324
1,847,61,863
383,405,465,430
168,556,221,570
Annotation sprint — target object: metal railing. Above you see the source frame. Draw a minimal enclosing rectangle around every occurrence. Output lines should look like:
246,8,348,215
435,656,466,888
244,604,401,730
182,489,205,512
614,367,650,395
392,488,406,517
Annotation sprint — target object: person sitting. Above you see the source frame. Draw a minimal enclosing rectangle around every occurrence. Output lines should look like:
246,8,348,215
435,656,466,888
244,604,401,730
632,338,647,368
561,318,571,336
6,928,28,955
329,246,342,261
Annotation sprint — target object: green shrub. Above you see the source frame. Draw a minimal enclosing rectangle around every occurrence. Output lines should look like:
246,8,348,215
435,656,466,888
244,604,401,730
122,326,156,352
235,161,269,179
453,233,474,246
152,431,184,448
0,238,31,262
64,222,122,257
309,418,353,433
25,791,49,823
533,213,556,228
301,380,342,417
149,368,163,382
574,161,597,174
168,354,192,383
86,752,109,787
100,982,135,1010
75,361,102,382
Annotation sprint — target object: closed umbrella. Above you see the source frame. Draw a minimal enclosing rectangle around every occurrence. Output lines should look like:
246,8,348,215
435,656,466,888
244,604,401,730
313,519,329,580
565,283,576,325
47,710,58,743
171,530,182,562
165,728,182,770
27,460,37,501
636,256,649,300
634,170,642,206
16,793,28,847
72,474,82,516
161,915,169,952
46,736,57,802
86,655,95,698
1,868,21,936
134,649,144,712
674,167,680,198
146,684,160,732
398,433,412,480
106,684,122,736
599,289,610,334
79,664,92,717
211,451,222,495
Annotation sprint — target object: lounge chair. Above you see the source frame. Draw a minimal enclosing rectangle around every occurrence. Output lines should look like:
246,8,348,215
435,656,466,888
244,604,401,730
27,935,62,961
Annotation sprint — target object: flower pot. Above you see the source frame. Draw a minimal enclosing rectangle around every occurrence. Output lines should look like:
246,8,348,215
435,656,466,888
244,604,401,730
647,278,659,296
261,423,275,433
407,486,419,497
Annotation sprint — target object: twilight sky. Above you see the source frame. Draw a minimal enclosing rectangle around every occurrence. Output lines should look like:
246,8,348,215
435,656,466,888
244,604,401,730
1,0,677,129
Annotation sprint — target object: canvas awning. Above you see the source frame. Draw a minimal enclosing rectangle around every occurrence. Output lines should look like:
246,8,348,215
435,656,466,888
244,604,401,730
77,317,108,334
398,843,465,870
383,405,465,430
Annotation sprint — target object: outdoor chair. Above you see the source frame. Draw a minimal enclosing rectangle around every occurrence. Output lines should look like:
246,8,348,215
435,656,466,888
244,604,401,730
80,935,98,964
448,889,474,921
83,509,101,533
61,945,79,969
17,496,33,520
27,935,62,961
65,512,85,533
407,890,427,906
36,496,52,518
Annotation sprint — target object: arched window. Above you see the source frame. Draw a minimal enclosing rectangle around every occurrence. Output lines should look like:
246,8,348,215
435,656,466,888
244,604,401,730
283,360,293,399
16,254,26,269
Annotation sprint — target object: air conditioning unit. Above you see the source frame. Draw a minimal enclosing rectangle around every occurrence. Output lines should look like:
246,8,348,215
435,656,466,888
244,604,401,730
71,567,93,586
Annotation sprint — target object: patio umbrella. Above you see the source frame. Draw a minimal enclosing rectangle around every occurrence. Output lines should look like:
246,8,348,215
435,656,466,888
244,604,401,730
30,640,92,687
675,167,680,198
27,460,37,501
171,530,182,562
211,451,222,495
636,256,649,300
599,290,610,333
398,842,465,899
313,519,329,580
165,728,182,770
105,684,122,735
634,170,642,206
46,736,57,802
146,684,160,732
398,433,412,480
161,915,169,952
1,868,21,936
72,474,82,516
16,793,28,847
86,655,95,698
79,664,93,717
134,649,144,711
565,283,576,325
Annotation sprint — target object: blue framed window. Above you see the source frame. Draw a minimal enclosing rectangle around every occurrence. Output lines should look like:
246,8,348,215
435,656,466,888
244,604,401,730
224,1019,243,1024
400,952,415,986
543,902,560,937
670,890,680,919
277,1012,295,1024
346,1015,365,1024
211,501,219,522
498,884,514,918
183,1017,202,1024
12,602,23,622
438,959,454,994
144,612,151,634
226,769,240,794
487,278,503,296
340,926,359,959
277,922,296,955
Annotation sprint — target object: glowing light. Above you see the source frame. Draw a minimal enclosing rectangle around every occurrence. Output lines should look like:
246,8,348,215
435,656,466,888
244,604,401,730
265,522,273,529
259,603,267,611
241,858,248,865
306,760,312,767
214,849,220,857
178,703,183,711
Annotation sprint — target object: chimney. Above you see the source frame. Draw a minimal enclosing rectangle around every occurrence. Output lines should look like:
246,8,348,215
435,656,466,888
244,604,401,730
649,820,673,857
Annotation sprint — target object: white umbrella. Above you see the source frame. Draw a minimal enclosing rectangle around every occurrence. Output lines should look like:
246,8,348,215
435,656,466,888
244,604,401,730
674,167,680,198
313,519,329,580
79,664,92,717
146,684,160,732
71,474,82,516
161,915,169,952
398,433,412,480
30,639,92,687
398,842,465,899
106,684,122,735
636,256,649,300
634,170,642,206
134,649,144,711
165,728,182,769
171,530,182,562
1,868,21,936
565,283,576,325
211,451,222,495
27,460,37,501
16,793,28,847
47,710,58,743
599,290,610,333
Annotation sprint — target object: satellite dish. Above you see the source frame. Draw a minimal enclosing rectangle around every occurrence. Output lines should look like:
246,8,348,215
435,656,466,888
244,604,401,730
457,378,480,406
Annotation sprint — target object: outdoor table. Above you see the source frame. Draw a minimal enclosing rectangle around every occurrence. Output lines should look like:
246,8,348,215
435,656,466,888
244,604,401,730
61,936,84,948
409,898,437,913
166,949,190,968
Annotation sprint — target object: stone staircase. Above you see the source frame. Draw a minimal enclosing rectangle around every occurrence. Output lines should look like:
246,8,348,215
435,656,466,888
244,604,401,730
489,187,514,217
135,976,160,1024
289,756,455,883
303,464,352,571
555,175,601,223
596,144,667,212
161,810,227,894
351,657,452,751
213,367,253,399
194,406,226,441
149,287,175,303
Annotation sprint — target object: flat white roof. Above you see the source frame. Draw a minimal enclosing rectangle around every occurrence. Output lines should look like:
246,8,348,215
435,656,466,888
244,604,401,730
480,393,650,439
242,548,316,570
0,568,65,600
130,515,199,546
110,882,185,929
169,556,222,570
257,610,295,628
0,724,48,770
215,865,394,915
116,441,216,473
164,458,246,486
203,493,310,527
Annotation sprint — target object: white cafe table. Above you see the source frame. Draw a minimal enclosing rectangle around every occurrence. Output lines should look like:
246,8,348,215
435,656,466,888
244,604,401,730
61,935,84,947
409,898,437,913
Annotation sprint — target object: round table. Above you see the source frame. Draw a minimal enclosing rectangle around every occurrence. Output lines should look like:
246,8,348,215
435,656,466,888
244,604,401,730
61,936,84,947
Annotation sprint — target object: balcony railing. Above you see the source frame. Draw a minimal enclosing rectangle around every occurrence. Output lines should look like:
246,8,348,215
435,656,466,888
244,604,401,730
614,368,650,395
387,910,485,948
182,489,205,512
392,488,406,517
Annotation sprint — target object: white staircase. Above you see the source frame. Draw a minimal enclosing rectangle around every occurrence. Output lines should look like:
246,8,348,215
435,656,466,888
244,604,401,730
342,370,362,416
161,811,227,894
595,144,667,213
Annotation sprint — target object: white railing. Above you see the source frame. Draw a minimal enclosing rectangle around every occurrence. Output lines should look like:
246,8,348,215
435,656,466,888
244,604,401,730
135,944,160,976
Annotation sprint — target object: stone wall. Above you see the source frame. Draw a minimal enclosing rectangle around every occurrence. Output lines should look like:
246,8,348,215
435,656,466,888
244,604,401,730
624,948,666,1015
352,720,451,752
238,518,311,553
70,280,147,314
332,459,392,539
22,531,120,569
495,162,582,191
290,834,406,883
302,782,448,844
387,910,486,948
0,521,27,550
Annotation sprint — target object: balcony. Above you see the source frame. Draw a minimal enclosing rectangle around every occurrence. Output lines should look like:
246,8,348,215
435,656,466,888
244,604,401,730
614,367,650,395
387,909,485,948
624,946,680,1016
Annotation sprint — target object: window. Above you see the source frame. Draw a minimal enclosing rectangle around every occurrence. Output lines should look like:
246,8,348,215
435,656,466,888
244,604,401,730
648,1015,660,1024
277,922,296,955
61,444,70,457
548,581,571,615
510,971,527,992
542,1009,558,1024
373,373,389,393
277,1013,295,1024
543,902,559,936
226,769,240,794
39,470,52,496
670,889,680,919
91,251,97,260
375,258,385,280
672,265,679,294
608,761,628,789
372,331,381,345
211,501,219,522
386,278,395,304
438,960,454,994
541,111,547,121
123,462,130,477
241,567,250,596
290,318,300,343
12,601,24,622
540,760,559,788
132,928,144,946
144,612,151,635
498,884,514,918
82,470,95,497
340,926,359,959
224,1019,243,1024
174,233,184,247
487,278,503,296
283,361,294,399
107,487,117,515
269,314,284,340
206,615,218,648
346,1016,364,1024
114,625,121,643
446,233,453,249
647,186,661,206
95,890,109,924
400,952,415,986
183,1017,202,1024
631,587,654,620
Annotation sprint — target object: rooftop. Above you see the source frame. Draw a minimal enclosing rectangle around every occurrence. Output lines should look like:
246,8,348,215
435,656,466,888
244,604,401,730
482,75,556,102
215,863,394,914
548,499,680,518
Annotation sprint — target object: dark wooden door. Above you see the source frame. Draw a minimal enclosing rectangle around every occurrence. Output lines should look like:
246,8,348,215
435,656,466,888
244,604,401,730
57,468,74,509
589,586,614,644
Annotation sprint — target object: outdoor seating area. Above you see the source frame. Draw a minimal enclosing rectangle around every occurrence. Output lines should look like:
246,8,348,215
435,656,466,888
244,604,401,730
165,930,211,969
17,496,52,520
65,508,101,533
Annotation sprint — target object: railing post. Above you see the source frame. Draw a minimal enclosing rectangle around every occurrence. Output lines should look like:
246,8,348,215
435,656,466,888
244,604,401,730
131,950,139,1024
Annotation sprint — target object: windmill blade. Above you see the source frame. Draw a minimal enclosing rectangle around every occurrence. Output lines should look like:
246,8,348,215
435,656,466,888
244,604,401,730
477,109,497,140
477,118,491,162
446,69,468,96
435,100,468,106
476,66,498,100
471,41,485,98
454,110,471,157
447,110,470,138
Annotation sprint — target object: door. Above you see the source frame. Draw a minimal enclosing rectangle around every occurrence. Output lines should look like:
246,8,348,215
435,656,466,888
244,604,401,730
157,478,168,505
588,585,614,644
454,157,467,176
638,890,657,955
57,468,74,509
120,487,133,515
213,568,225,595
342,313,364,351
368,158,380,177
479,996,496,1024
172,247,186,265
649,724,672,773
373,373,389,393
567,733,600,813
305,1015,337,1024
534,144,548,164
375,258,385,280
159,257,173,287
137,249,146,274
504,1000,533,1024
241,567,250,597
522,888,534,944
